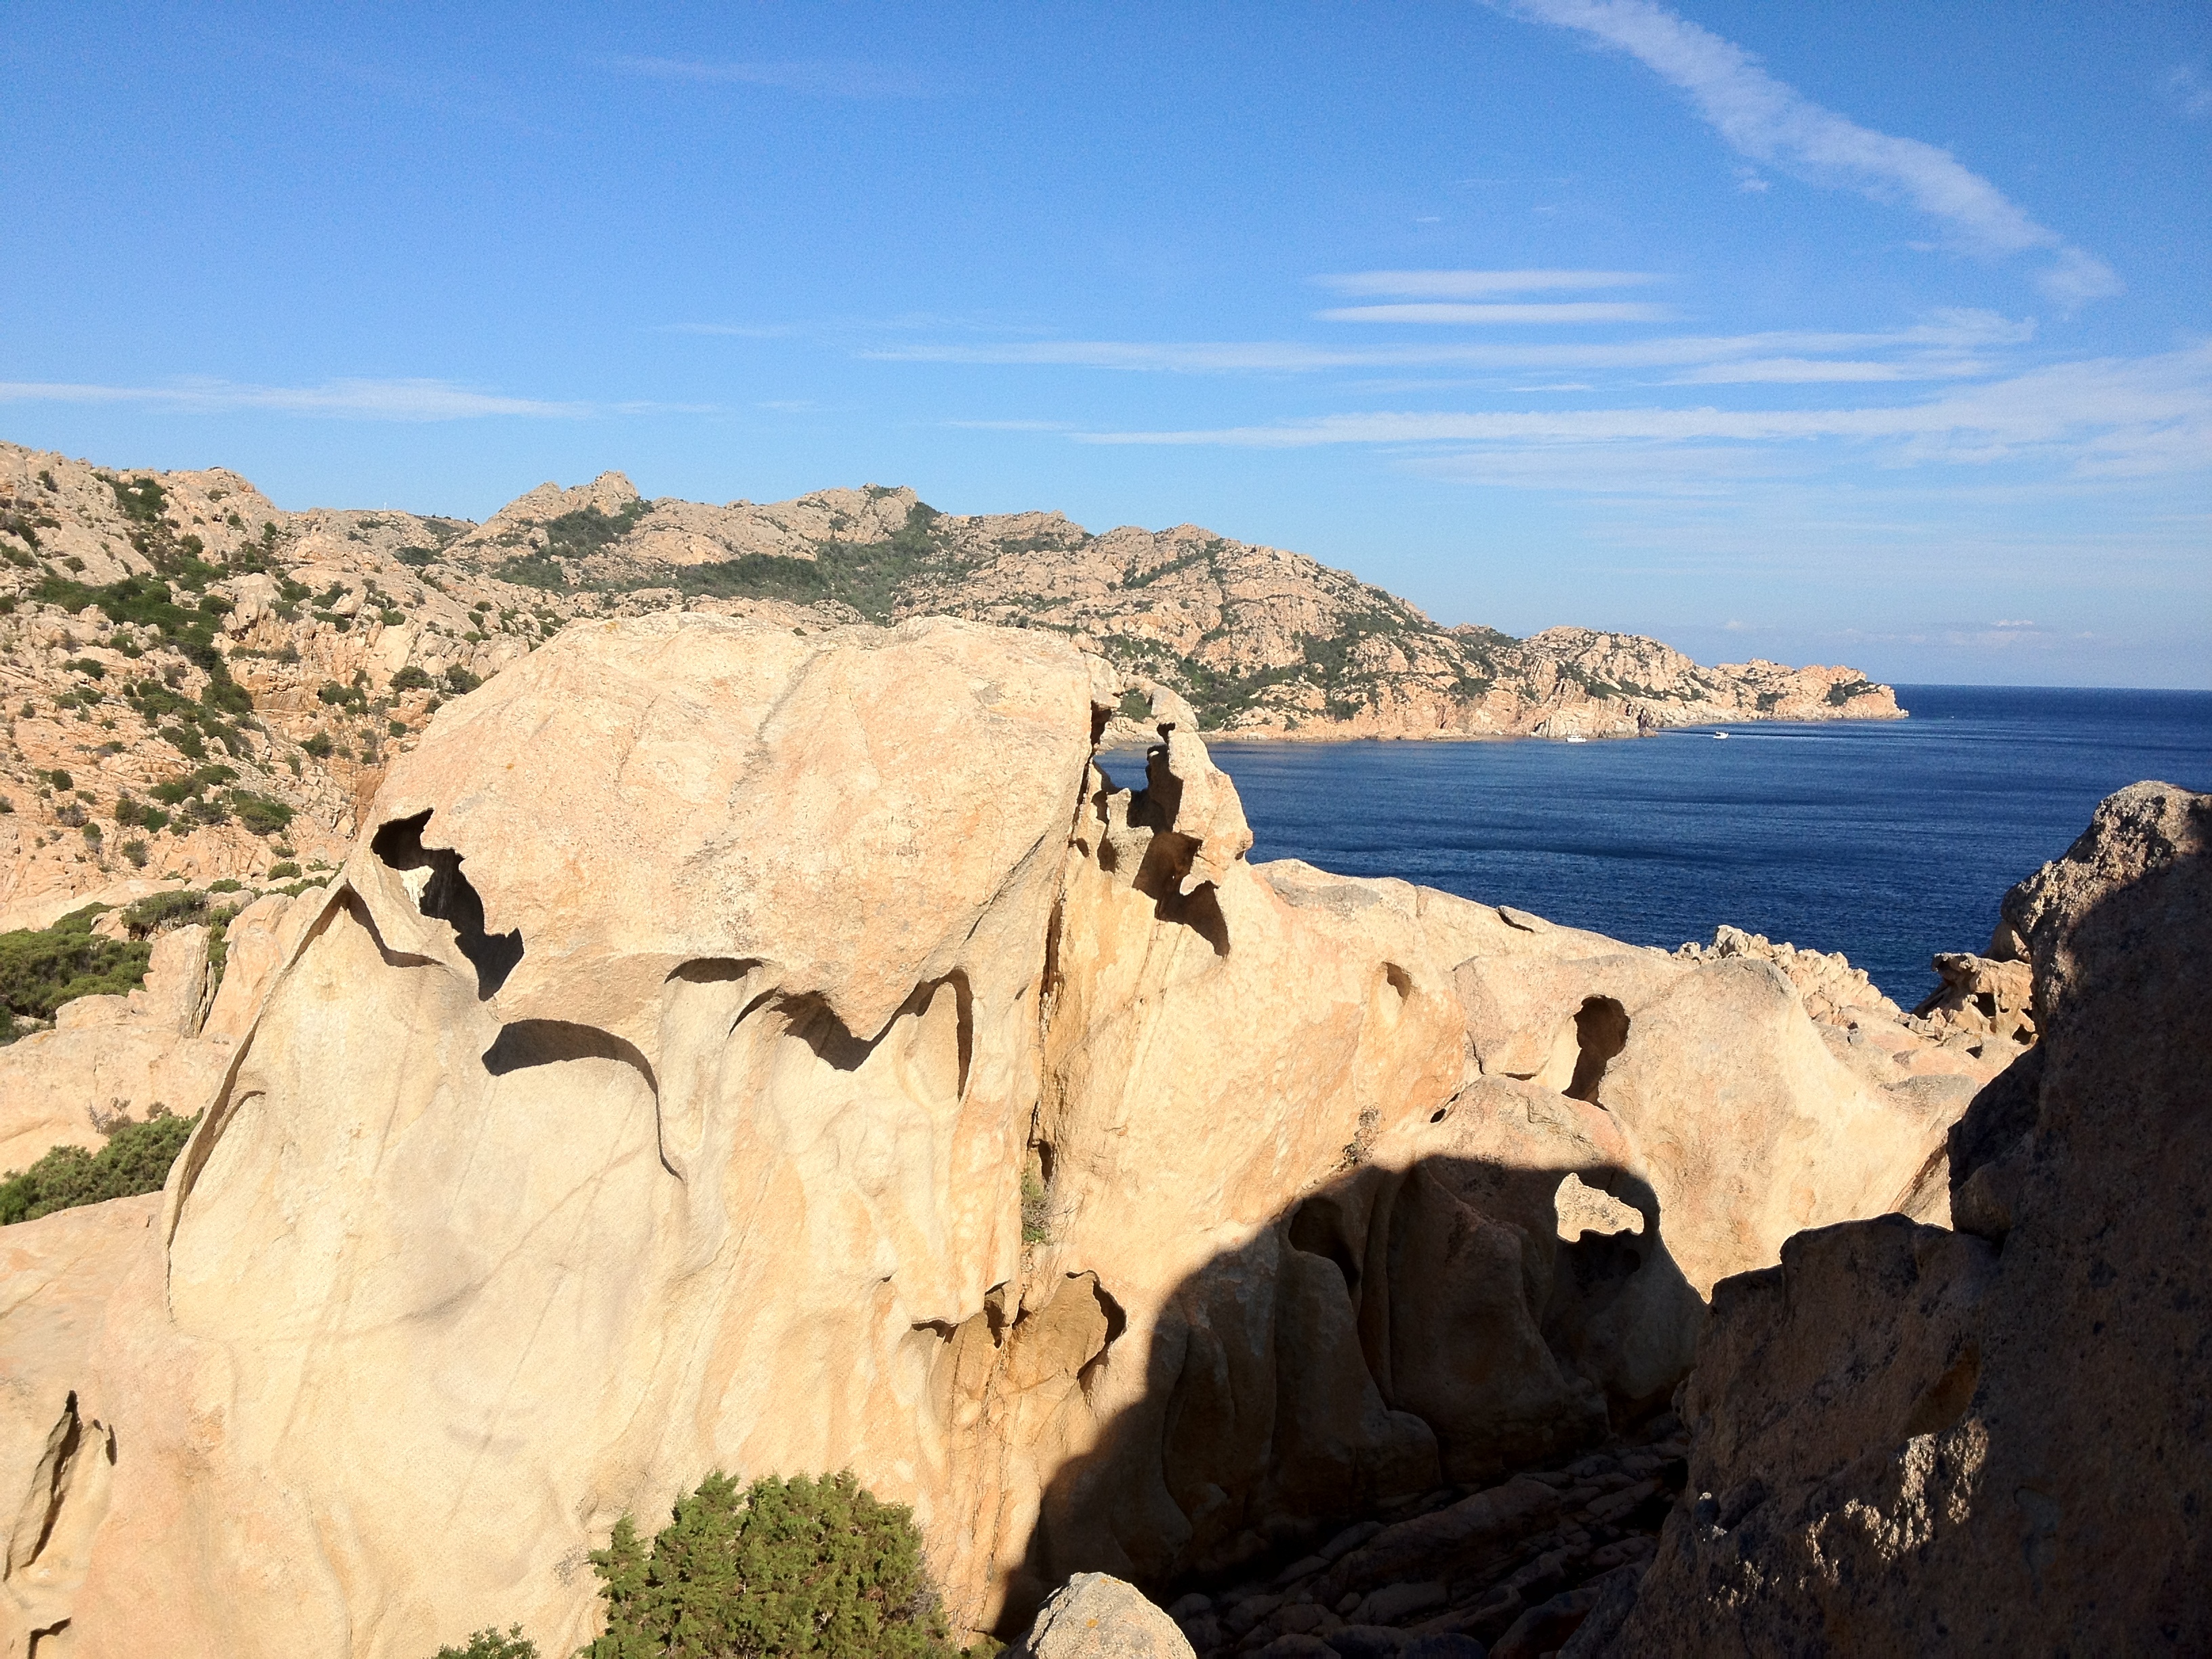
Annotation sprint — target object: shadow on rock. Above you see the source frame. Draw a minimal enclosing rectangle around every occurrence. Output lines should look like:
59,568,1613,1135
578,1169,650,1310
1001,1146,1704,1652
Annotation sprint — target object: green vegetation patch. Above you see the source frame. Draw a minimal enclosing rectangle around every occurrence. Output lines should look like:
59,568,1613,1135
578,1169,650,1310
1826,678,1877,707
0,1109,198,1225
0,906,150,1042
581,1470,962,1659
672,503,955,623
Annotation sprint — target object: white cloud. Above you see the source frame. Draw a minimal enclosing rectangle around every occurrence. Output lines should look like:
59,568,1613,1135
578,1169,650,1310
1067,344,2212,482
0,377,614,420
605,56,932,98
867,310,2032,375
1314,269,1658,297
1315,302,1674,324
1499,0,2121,304
1665,356,1982,384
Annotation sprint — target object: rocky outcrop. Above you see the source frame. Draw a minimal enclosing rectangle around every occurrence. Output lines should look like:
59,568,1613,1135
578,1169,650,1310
1593,781,2210,1654
0,895,319,1172
0,617,1968,1657
1014,1573,1195,1659
1,441,1900,926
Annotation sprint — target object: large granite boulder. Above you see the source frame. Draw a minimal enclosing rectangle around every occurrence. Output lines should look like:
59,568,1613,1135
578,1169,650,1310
0,615,1984,1656
1591,781,2211,1654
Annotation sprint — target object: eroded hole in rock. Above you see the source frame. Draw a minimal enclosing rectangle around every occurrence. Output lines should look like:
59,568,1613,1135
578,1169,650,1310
371,809,524,1000
1429,1105,1450,1124
1565,996,1630,1103
1077,1275,1128,1393
665,958,760,985
1383,963,1412,998
1288,1195,1364,1294
482,1021,658,1094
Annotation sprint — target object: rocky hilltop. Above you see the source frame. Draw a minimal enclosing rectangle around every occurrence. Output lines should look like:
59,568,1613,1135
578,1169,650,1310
3,612,2136,1659
0,441,1898,931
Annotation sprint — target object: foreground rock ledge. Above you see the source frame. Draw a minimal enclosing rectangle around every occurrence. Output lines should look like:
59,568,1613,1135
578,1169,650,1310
0,615,1992,1656
1578,781,2211,1656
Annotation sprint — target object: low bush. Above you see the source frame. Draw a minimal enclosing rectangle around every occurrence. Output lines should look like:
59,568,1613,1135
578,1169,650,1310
578,1470,962,1658
433,1631,537,1659
390,664,433,691
228,792,295,837
121,888,209,935
0,1109,198,1225
443,663,483,695
0,906,150,1041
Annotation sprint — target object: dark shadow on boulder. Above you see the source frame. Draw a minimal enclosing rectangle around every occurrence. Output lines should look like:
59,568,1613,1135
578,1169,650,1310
984,1149,1704,1638
482,1020,658,1094
371,808,524,1000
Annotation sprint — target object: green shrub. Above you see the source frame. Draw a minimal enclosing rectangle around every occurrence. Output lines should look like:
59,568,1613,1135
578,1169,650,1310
121,888,209,936
268,860,302,879
434,1630,538,1659
0,1109,198,1225
443,663,483,695
390,664,433,691
0,907,150,1038
581,1471,961,1659
121,837,149,868
228,792,295,837
302,733,334,758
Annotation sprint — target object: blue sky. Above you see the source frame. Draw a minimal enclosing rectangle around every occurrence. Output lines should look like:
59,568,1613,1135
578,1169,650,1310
3,2,2207,686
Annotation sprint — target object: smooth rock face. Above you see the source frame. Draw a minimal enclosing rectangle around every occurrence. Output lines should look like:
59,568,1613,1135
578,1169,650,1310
0,616,1980,1657
1601,781,2211,1654
1013,1572,1195,1659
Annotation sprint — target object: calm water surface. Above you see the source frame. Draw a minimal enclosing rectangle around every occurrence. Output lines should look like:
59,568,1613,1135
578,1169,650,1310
1101,686,2212,1004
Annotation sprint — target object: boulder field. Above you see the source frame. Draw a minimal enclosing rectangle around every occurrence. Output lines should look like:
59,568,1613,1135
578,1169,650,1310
0,616,2074,1656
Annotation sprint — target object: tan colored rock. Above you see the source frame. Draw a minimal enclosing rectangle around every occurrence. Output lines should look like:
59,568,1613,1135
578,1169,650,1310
1912,951,2034,1048
202,888,331,1043
1013,1573,1195,1659
0,616,1967,1656
1599,781,2212,1654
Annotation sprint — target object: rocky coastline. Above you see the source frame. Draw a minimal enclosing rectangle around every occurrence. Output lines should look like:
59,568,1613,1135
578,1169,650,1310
0,443,1901,935
1,610,2192,1656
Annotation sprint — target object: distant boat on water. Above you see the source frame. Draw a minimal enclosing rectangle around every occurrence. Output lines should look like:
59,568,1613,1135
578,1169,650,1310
1563,733,1589,743
1714,731,1731,739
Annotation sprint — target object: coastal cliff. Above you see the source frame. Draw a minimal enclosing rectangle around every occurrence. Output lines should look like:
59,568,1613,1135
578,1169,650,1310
0,616,2028,1656
0,443,1899,929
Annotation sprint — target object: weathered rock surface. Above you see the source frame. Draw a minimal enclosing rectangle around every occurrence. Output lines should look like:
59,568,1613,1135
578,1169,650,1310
0,899,319,1174
1014,1572,1196,1659
0,616,1970,1657
1593,781,2211,1654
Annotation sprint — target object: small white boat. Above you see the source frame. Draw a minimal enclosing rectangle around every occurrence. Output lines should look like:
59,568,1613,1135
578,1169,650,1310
1563,733,1589,744
1713,731,1730,739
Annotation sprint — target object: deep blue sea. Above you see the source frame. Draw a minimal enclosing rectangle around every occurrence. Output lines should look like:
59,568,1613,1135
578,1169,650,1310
1101,687,2212,1006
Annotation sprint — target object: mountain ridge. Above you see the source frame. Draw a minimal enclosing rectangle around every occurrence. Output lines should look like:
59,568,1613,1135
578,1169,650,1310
0,439,1898,928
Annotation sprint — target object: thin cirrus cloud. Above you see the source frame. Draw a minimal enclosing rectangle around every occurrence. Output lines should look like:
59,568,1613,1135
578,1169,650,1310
0,377,682,420
1313,270,1659,298
1314,302,1674,325
1663,356,1981,384
1066,344,2212,482
1496,0,2123,306
868,310,2034,375
605,56,933,98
